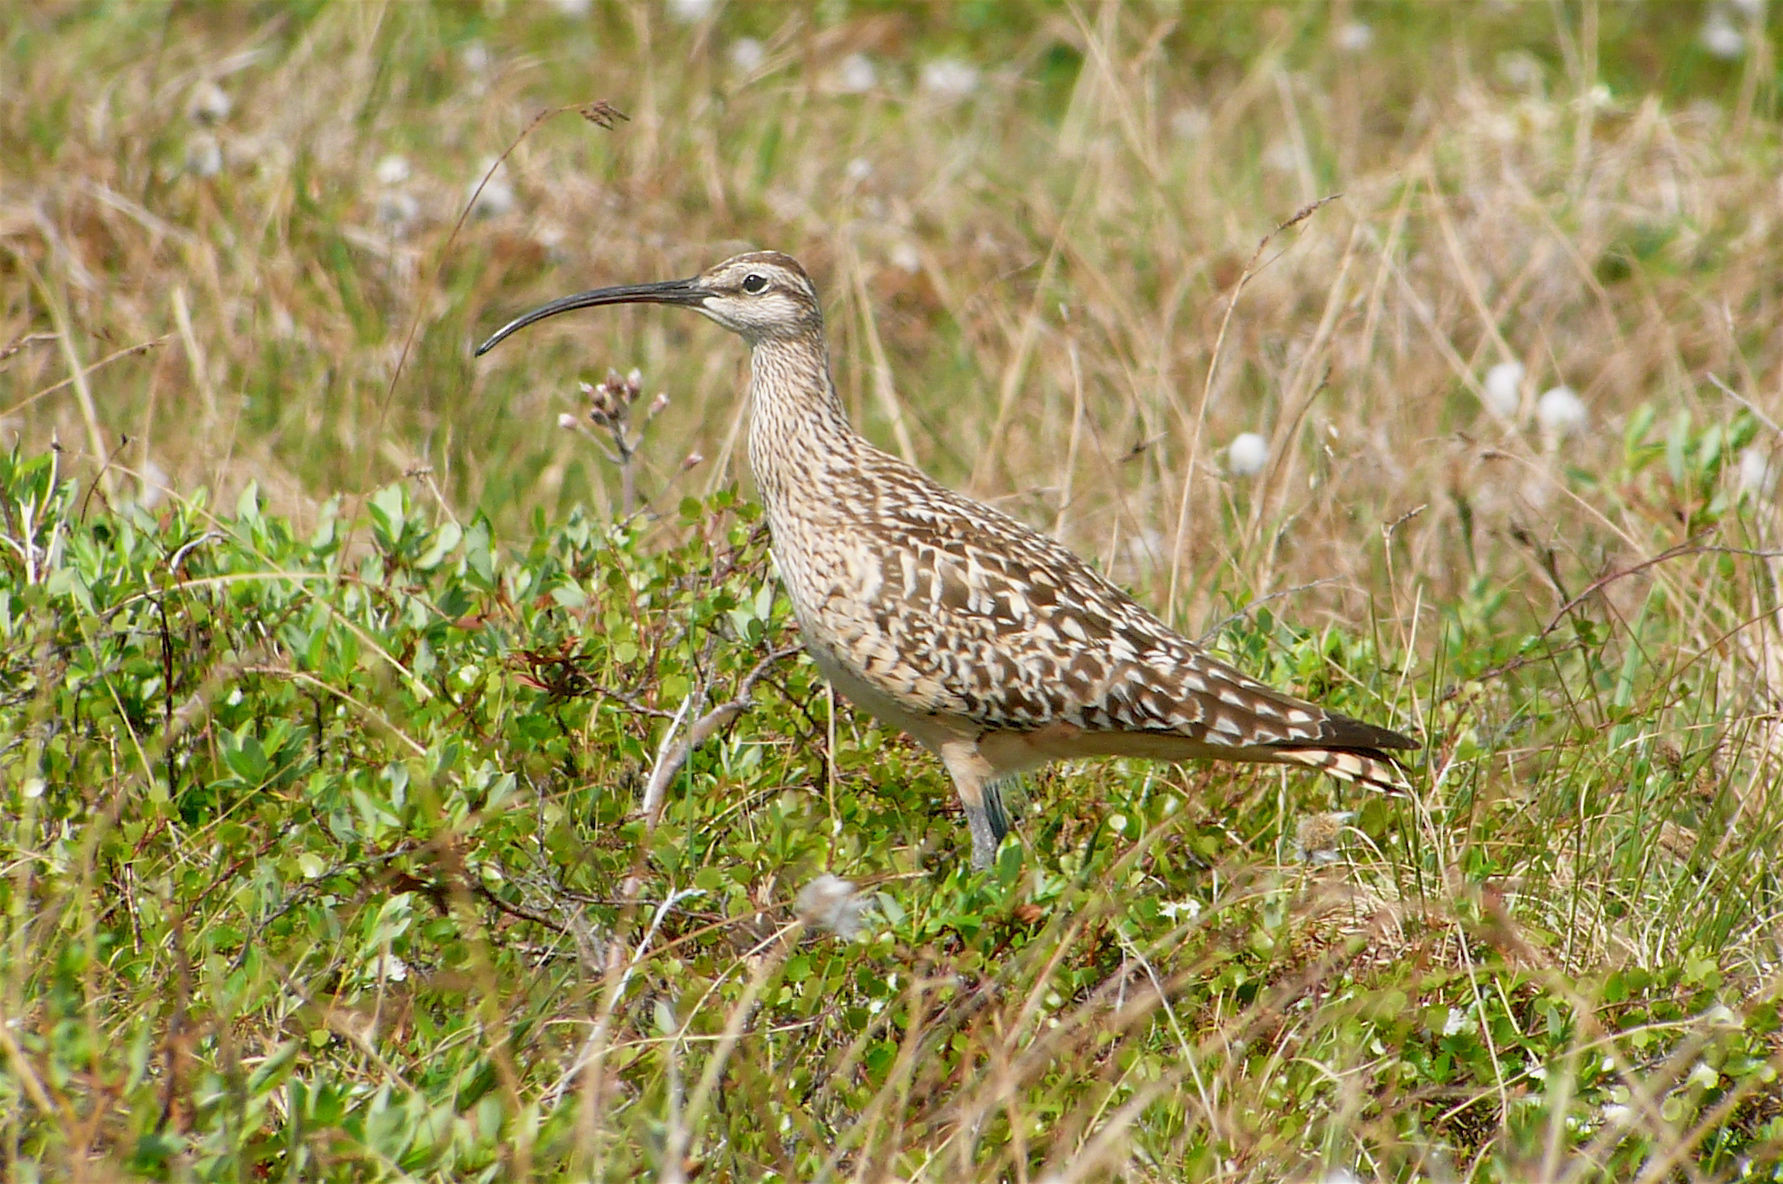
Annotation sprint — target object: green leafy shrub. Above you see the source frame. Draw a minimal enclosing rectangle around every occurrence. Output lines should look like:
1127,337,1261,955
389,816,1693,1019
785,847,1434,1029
5,447,1782,1180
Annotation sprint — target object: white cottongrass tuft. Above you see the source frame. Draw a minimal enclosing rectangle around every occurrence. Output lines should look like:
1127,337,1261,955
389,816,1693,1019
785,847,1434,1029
1700,9,1746,59
459,40,491,76
533,221,569,262
1226,432,1269,477
1333,21,1373,52
184,132,223,178
835,53,876,94
1481,360,1525,420
919,58,980,103
1170,105,1210,140
375,191,418,231
795,874,866,939
667,0,714,23
134,458,170,511
547,0,591,15
1536,385,1588,439
889,242,921,274
467,157,516,218
728,37,765,73
1738,447,1777,498
1497,50,1544,90
374,153,411,186
373,153,417,232
187,79,231,125
1261,140,1300,174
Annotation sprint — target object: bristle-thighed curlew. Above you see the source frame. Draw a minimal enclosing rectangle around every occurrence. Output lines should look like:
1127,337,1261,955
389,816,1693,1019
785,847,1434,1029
477,251,1417,869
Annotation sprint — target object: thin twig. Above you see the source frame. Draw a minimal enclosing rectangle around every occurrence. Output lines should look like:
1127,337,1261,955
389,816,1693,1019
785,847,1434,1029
1438,542,1783,702
1168,194,1343,613
589,683,678,720
636,643,803,830
1534,541,1783,643
1197,578,1344,645
1706,372,1781,437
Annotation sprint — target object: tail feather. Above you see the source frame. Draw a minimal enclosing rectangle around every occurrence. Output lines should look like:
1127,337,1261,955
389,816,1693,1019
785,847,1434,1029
1273,746,1411,794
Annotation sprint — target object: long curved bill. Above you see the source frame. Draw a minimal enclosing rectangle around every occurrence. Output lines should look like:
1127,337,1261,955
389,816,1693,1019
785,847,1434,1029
475,277,710,356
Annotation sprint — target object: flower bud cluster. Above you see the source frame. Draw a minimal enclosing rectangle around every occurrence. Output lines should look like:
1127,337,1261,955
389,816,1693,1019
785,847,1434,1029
580,367,647,429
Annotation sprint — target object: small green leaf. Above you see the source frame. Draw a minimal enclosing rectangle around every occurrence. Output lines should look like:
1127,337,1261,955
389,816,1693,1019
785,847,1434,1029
368,483,408,548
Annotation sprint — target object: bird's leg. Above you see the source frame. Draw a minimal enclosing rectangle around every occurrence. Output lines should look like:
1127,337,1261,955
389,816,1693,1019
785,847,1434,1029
980,778,1011,846
939,739,1009,870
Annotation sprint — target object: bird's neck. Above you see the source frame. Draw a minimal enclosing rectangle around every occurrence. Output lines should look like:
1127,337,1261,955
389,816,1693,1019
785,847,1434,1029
746,332,860,510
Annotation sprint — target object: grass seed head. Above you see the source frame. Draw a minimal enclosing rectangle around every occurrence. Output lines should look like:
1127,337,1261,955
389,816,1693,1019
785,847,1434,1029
185,131,223,177
1227,431,1269,478
835,53,877,94
1482,361,1526,421
1536,385,1588,441
1700,10,1747,59
187,79,232,125
919,59,980,103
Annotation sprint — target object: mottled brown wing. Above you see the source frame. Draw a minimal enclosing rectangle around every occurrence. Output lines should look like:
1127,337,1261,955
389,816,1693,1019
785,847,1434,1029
854,458,1414,758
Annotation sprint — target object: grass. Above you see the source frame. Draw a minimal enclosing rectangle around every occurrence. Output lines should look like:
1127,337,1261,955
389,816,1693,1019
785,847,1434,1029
4,1,1783,1179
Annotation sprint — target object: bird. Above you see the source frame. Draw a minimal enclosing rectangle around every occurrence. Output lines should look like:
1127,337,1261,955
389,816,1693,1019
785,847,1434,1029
477,251,1416,870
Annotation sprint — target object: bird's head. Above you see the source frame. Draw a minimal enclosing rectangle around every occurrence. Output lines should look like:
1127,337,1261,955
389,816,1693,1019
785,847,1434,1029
476,251,822,355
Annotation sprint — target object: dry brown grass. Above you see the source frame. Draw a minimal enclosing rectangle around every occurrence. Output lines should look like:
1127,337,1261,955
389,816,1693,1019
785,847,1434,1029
5,3,1783,1177
9,0,1783,916
7,5,1777,630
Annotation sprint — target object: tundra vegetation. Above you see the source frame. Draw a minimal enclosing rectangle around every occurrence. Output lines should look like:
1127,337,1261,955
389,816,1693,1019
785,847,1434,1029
3,3,1782,1180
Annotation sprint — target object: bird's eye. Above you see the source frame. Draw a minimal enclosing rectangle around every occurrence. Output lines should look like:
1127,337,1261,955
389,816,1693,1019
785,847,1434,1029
741,273,768,294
